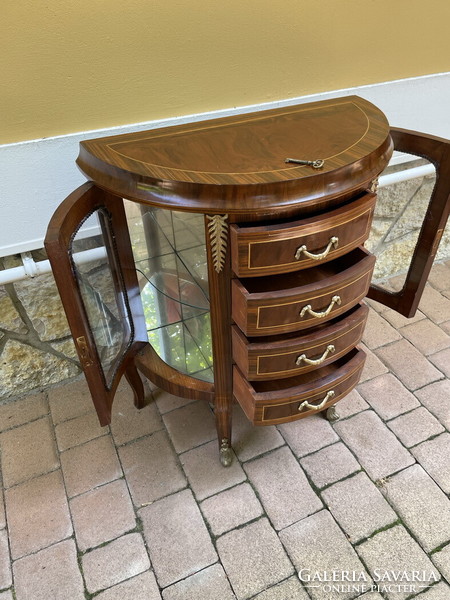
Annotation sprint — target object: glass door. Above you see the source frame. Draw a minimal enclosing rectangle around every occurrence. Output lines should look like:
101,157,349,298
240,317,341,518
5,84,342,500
45,182,147,425
368,128,450,316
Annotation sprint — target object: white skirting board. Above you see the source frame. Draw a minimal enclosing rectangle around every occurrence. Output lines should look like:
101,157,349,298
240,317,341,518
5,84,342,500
0,72,449,258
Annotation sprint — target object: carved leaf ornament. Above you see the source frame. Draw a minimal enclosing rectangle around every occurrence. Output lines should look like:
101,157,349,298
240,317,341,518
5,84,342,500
207,214,228,273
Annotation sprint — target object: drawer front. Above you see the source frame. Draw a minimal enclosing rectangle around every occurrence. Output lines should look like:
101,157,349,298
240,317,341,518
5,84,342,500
232,249,375,336
232,303,368,380
234,348,365,426
231,193,376,277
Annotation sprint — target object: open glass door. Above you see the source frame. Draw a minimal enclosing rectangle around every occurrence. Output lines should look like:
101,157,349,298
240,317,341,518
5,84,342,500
45,182,148,425
368,128,450,317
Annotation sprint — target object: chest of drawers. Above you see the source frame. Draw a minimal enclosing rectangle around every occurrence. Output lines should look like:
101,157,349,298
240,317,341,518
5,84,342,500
45,96,450,466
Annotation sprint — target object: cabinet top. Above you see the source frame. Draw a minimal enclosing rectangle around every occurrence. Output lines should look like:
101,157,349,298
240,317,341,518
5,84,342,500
77,96,392,217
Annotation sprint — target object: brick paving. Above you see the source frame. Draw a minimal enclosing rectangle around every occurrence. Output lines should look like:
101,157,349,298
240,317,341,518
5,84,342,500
0,272,449,599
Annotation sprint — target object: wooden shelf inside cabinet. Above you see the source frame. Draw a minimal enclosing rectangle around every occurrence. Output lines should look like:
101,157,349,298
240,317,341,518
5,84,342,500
46,94,450,466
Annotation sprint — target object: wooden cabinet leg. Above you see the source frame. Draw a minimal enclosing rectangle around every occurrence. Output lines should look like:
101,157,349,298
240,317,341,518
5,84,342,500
205,214,234,466
215,395,233,467
125,360,147,410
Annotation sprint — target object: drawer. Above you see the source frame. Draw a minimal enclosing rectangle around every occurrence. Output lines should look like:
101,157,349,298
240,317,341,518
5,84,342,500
233,347,365,425
232,247,375,336
230,193,376,277
232,303,368,380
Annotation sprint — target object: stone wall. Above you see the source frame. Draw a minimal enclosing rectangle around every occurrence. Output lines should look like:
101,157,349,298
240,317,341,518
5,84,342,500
0,252,81,400
1,171,449,400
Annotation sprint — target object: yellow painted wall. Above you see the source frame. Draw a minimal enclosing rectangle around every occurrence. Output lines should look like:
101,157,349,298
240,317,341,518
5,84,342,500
2,0,449,144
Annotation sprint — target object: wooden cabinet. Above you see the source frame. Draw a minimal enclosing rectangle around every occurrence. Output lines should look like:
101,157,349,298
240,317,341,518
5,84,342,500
45,96,450,465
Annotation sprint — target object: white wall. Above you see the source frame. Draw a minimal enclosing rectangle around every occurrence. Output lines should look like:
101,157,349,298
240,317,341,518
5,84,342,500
1,72,449,258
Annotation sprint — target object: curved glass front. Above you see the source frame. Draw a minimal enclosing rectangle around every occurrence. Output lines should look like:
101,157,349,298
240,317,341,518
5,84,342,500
125,202,213,383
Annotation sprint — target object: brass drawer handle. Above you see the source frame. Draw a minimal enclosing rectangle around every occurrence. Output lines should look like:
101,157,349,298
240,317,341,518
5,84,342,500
300,295,341,319
295,236,339,261
296,344,335,366
298,390,335,412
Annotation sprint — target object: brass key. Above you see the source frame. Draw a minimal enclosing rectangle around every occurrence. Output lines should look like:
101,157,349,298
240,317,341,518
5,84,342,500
285,158,325,169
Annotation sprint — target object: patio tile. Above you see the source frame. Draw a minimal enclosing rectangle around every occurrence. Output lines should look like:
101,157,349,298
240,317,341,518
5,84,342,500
0,591,13,600
244,446,322,530
362,308,401,349
413,582,450,599
13,539,85,600
180,440,245,501
118,430,186,507
321,472,397,543
140,489,217,588
48,378,95,424
381,307,425,329
60,435,122,498
401,319,450,355
95,571,161,600
232,405,284,462
300,442,360,489
387,407,444,447
280,510,370,600
0,530,11,589
429,347,450,377
440,320,450,335
412,433,450,494
431,543,450,586
427,262,450,291
162,563,235,600
381,465,450,552
375,340,442,391
0,490,5,529
251,576,310,599
278,415,338,458
357,373,420,420
82,532,150,594
359,344,389,383
70,479,136,551
110,382,163,446
153,388,196,414
55,411,108,451
334,411,414,481
200,483,263,536
0,416,58,488
5,470,72,559
333,388,369,419
415,380,450,429
217,518,294,600
0,392,48,431
356,526,440,600
162,401,216,453
419,285,450,324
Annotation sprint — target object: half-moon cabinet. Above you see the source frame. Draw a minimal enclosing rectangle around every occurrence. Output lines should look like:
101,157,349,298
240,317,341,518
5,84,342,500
45,96,450,466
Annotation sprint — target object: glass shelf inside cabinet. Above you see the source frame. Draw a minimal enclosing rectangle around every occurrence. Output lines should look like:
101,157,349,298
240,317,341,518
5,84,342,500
125,202,213,383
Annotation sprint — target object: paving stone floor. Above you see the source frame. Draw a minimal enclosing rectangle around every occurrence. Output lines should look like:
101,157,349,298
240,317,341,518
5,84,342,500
0,263,450,600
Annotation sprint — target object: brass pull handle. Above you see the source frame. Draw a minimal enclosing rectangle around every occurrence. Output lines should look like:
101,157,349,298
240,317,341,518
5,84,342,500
296,344,335,366
298,390,335,412
300,295,341,319
295,236,339,261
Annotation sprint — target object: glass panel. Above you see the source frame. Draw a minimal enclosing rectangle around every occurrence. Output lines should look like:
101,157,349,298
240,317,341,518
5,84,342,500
125,201,213,383
70,209,133,387
366,153,438,290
